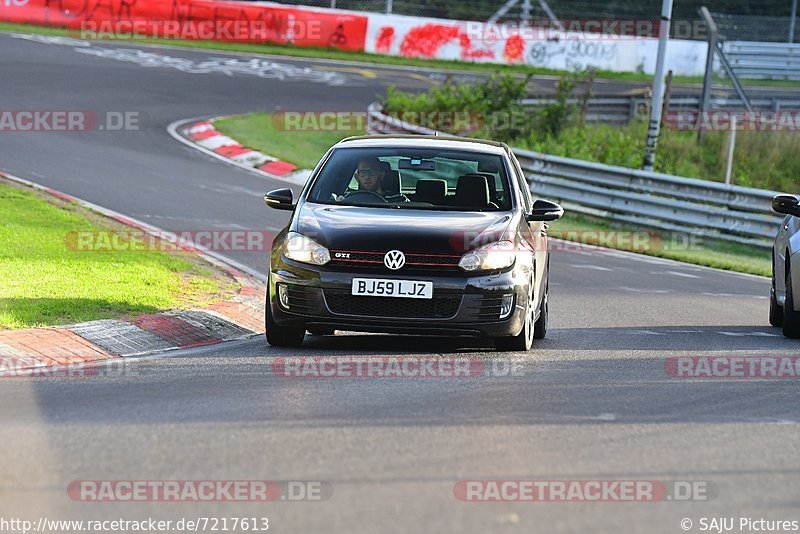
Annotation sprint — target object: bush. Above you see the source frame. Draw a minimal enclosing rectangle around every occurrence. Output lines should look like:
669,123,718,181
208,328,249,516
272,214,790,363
383,74,800,193
385,73,532,142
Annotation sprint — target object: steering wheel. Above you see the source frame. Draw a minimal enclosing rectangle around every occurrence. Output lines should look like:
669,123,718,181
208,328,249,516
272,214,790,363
342,190,389,203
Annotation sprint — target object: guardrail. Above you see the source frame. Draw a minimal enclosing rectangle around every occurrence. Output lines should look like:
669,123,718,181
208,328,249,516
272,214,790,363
367,102,782,249
723,41,800,81
520,94,800,124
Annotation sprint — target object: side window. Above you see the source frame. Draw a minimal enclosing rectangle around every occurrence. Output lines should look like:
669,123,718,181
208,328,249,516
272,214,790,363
510,153,532,212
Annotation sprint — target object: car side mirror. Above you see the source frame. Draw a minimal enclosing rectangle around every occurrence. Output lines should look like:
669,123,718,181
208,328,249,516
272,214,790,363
526,199,564,222
772,194,800,217
264,188,295,211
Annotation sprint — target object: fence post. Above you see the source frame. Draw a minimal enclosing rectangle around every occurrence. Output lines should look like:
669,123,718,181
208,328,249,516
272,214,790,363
724,116,737,185
697,7,718,143
580,68,595,126
642,0,674,171
661,70,673,127
522,0,532,24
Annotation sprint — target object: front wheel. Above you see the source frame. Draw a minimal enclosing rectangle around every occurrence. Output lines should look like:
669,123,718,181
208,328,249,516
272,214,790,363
265,281,305,347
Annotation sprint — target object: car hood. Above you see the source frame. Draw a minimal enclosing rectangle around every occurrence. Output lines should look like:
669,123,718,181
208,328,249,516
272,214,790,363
294,203,515,254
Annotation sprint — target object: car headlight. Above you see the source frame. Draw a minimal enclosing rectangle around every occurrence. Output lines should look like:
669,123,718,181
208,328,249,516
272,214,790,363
284,232,331,266
458,240,516,272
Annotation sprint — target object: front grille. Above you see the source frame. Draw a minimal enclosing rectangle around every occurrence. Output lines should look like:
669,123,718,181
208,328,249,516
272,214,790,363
330,250,461,270
323,289,462,319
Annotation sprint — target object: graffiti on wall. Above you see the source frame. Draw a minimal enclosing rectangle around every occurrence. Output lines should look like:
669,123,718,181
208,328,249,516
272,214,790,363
373,23,495,61
528,38,619,71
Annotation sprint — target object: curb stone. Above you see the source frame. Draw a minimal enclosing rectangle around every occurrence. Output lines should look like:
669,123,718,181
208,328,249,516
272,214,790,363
178,119,312,186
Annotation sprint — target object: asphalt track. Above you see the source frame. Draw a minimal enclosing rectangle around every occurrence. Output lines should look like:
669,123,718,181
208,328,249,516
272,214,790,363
1,31,799,533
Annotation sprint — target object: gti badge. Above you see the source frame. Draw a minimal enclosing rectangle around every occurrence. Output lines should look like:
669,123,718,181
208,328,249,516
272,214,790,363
384,250,406,270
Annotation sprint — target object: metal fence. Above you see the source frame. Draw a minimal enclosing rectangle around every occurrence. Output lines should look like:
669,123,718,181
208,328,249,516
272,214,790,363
521,94,800,123
712,12,799,43
366,102,782,248
722,41,800,80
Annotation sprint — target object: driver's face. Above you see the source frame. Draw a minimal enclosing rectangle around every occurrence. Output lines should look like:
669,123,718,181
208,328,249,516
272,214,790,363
356,163,383,192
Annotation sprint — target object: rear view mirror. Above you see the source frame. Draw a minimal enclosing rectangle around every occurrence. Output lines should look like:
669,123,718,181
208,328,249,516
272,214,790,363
264,188,295,211
772,194,800,217
526,199,564,222
398,158,435,171
478,161,501,173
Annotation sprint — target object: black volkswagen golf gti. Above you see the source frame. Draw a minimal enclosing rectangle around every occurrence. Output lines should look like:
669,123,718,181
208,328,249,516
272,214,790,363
263,135,563,351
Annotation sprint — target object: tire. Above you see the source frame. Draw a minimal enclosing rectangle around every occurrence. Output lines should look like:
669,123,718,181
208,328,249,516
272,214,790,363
533,276,548,340
769,281,783,328
495,277,535,352
783,268,800,338
265,282,305,348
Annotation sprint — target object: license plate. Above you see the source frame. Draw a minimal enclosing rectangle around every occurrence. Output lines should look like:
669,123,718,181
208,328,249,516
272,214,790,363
351,278,433,299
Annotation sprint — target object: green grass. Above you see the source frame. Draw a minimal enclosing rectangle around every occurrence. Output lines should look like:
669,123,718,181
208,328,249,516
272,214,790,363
213,111,772,277
214,112,360,170
0,181,235,329
5,20,800,88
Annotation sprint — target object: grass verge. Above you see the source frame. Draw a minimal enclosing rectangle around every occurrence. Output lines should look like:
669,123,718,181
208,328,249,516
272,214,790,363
213,113,358,170
213,111,771,277
0,179,238,329
5,21,799,88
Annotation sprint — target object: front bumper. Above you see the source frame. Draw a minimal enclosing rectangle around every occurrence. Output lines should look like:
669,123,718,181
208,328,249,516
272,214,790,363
269,260,531,338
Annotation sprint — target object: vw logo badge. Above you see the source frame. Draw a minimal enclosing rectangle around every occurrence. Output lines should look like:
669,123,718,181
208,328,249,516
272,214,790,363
384,250,406,270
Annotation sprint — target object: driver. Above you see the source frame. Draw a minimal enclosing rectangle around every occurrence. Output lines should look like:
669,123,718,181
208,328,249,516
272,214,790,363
355,158,386,194
338,158,408,202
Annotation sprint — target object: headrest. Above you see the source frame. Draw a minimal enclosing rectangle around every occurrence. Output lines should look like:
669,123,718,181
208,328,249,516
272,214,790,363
415,179,446,198
455,175,490,207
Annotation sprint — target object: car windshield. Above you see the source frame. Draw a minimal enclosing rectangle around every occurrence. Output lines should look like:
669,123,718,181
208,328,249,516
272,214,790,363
306,147,513,211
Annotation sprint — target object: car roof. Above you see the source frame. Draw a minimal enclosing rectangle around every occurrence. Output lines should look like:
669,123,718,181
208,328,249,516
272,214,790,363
335,135,510,156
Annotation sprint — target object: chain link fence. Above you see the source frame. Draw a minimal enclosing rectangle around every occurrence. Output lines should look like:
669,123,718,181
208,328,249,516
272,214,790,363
261,0,800,42
712,12,799,42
